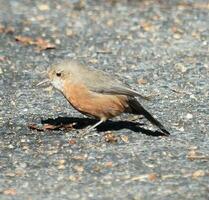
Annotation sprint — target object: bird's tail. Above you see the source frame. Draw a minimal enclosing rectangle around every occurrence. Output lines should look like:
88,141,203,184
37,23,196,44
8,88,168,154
128,98,170,136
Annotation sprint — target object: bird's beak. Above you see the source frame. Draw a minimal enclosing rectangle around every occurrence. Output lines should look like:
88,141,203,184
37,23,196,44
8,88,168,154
36,79,50,86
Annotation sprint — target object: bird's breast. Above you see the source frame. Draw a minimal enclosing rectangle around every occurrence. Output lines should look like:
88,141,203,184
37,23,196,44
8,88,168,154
63,82,129,119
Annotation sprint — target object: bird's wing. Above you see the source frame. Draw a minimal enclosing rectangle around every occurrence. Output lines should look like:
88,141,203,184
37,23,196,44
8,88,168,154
83,69,149,100
89,85,149,100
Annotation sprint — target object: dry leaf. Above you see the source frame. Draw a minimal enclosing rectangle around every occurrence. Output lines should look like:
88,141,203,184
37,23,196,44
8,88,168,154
69,175,81,181
43,123,61,130
191,31,200,39
173,33,182,39
104,131,118,143
72,155,87,160
68,139,76,145
187,149,197,160
36,15,45,21
137,78,147,85
73,165,84,173
37,4,49,11
104,161,113,168
148,173,157,181
57,160,66,170
34,37,56,51
15,36,56,51
15,36,34,45
175,63,187,73
187,149,208,161
66,29,76,37
89,58,98,64
172,26,183,34
171,26,183,39
58,165,65,170
0,25,15,34
178,2,209,10
131,175,147,181
192,170,205,179
3,188,17,196
62,123,76,130
5,172,16,177
58,160,65,165
131,173,157,181
28,124,44,131
140,21,155,32
120,135,129,143
194,3,209,9
28,122,75,132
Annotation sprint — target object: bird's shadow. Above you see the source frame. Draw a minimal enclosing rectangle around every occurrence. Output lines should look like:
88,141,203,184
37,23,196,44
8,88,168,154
41,117,167,137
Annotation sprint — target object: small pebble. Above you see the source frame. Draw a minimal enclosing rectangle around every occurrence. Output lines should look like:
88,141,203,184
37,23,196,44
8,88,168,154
175,63,187,73
185,113,193,119
37,4,49,11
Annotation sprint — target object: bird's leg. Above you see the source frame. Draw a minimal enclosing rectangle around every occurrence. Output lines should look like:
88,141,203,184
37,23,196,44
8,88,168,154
79,118,106,137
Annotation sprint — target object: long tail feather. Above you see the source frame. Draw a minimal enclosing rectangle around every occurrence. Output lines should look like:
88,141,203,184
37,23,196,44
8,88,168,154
128,98,170,135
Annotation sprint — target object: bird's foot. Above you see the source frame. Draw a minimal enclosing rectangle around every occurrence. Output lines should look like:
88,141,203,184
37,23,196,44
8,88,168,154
77,127,100,138
77,119,105,138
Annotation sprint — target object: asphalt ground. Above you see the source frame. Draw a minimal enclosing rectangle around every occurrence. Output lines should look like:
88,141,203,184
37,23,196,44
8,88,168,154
0,0,209,199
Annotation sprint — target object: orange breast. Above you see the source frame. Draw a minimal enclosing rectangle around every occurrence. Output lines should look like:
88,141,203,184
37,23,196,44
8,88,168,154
63,82,129,120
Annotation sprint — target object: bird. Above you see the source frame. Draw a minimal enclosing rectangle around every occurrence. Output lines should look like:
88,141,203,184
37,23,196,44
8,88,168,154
38,59,170,136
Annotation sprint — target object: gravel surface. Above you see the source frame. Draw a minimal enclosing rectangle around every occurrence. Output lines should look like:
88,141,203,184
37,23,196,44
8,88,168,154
0,0,209,199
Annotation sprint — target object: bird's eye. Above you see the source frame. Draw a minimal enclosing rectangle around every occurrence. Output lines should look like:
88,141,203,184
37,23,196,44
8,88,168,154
56,72,61,77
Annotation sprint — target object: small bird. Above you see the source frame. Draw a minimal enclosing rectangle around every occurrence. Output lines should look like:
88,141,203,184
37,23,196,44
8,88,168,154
38,60,170,135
